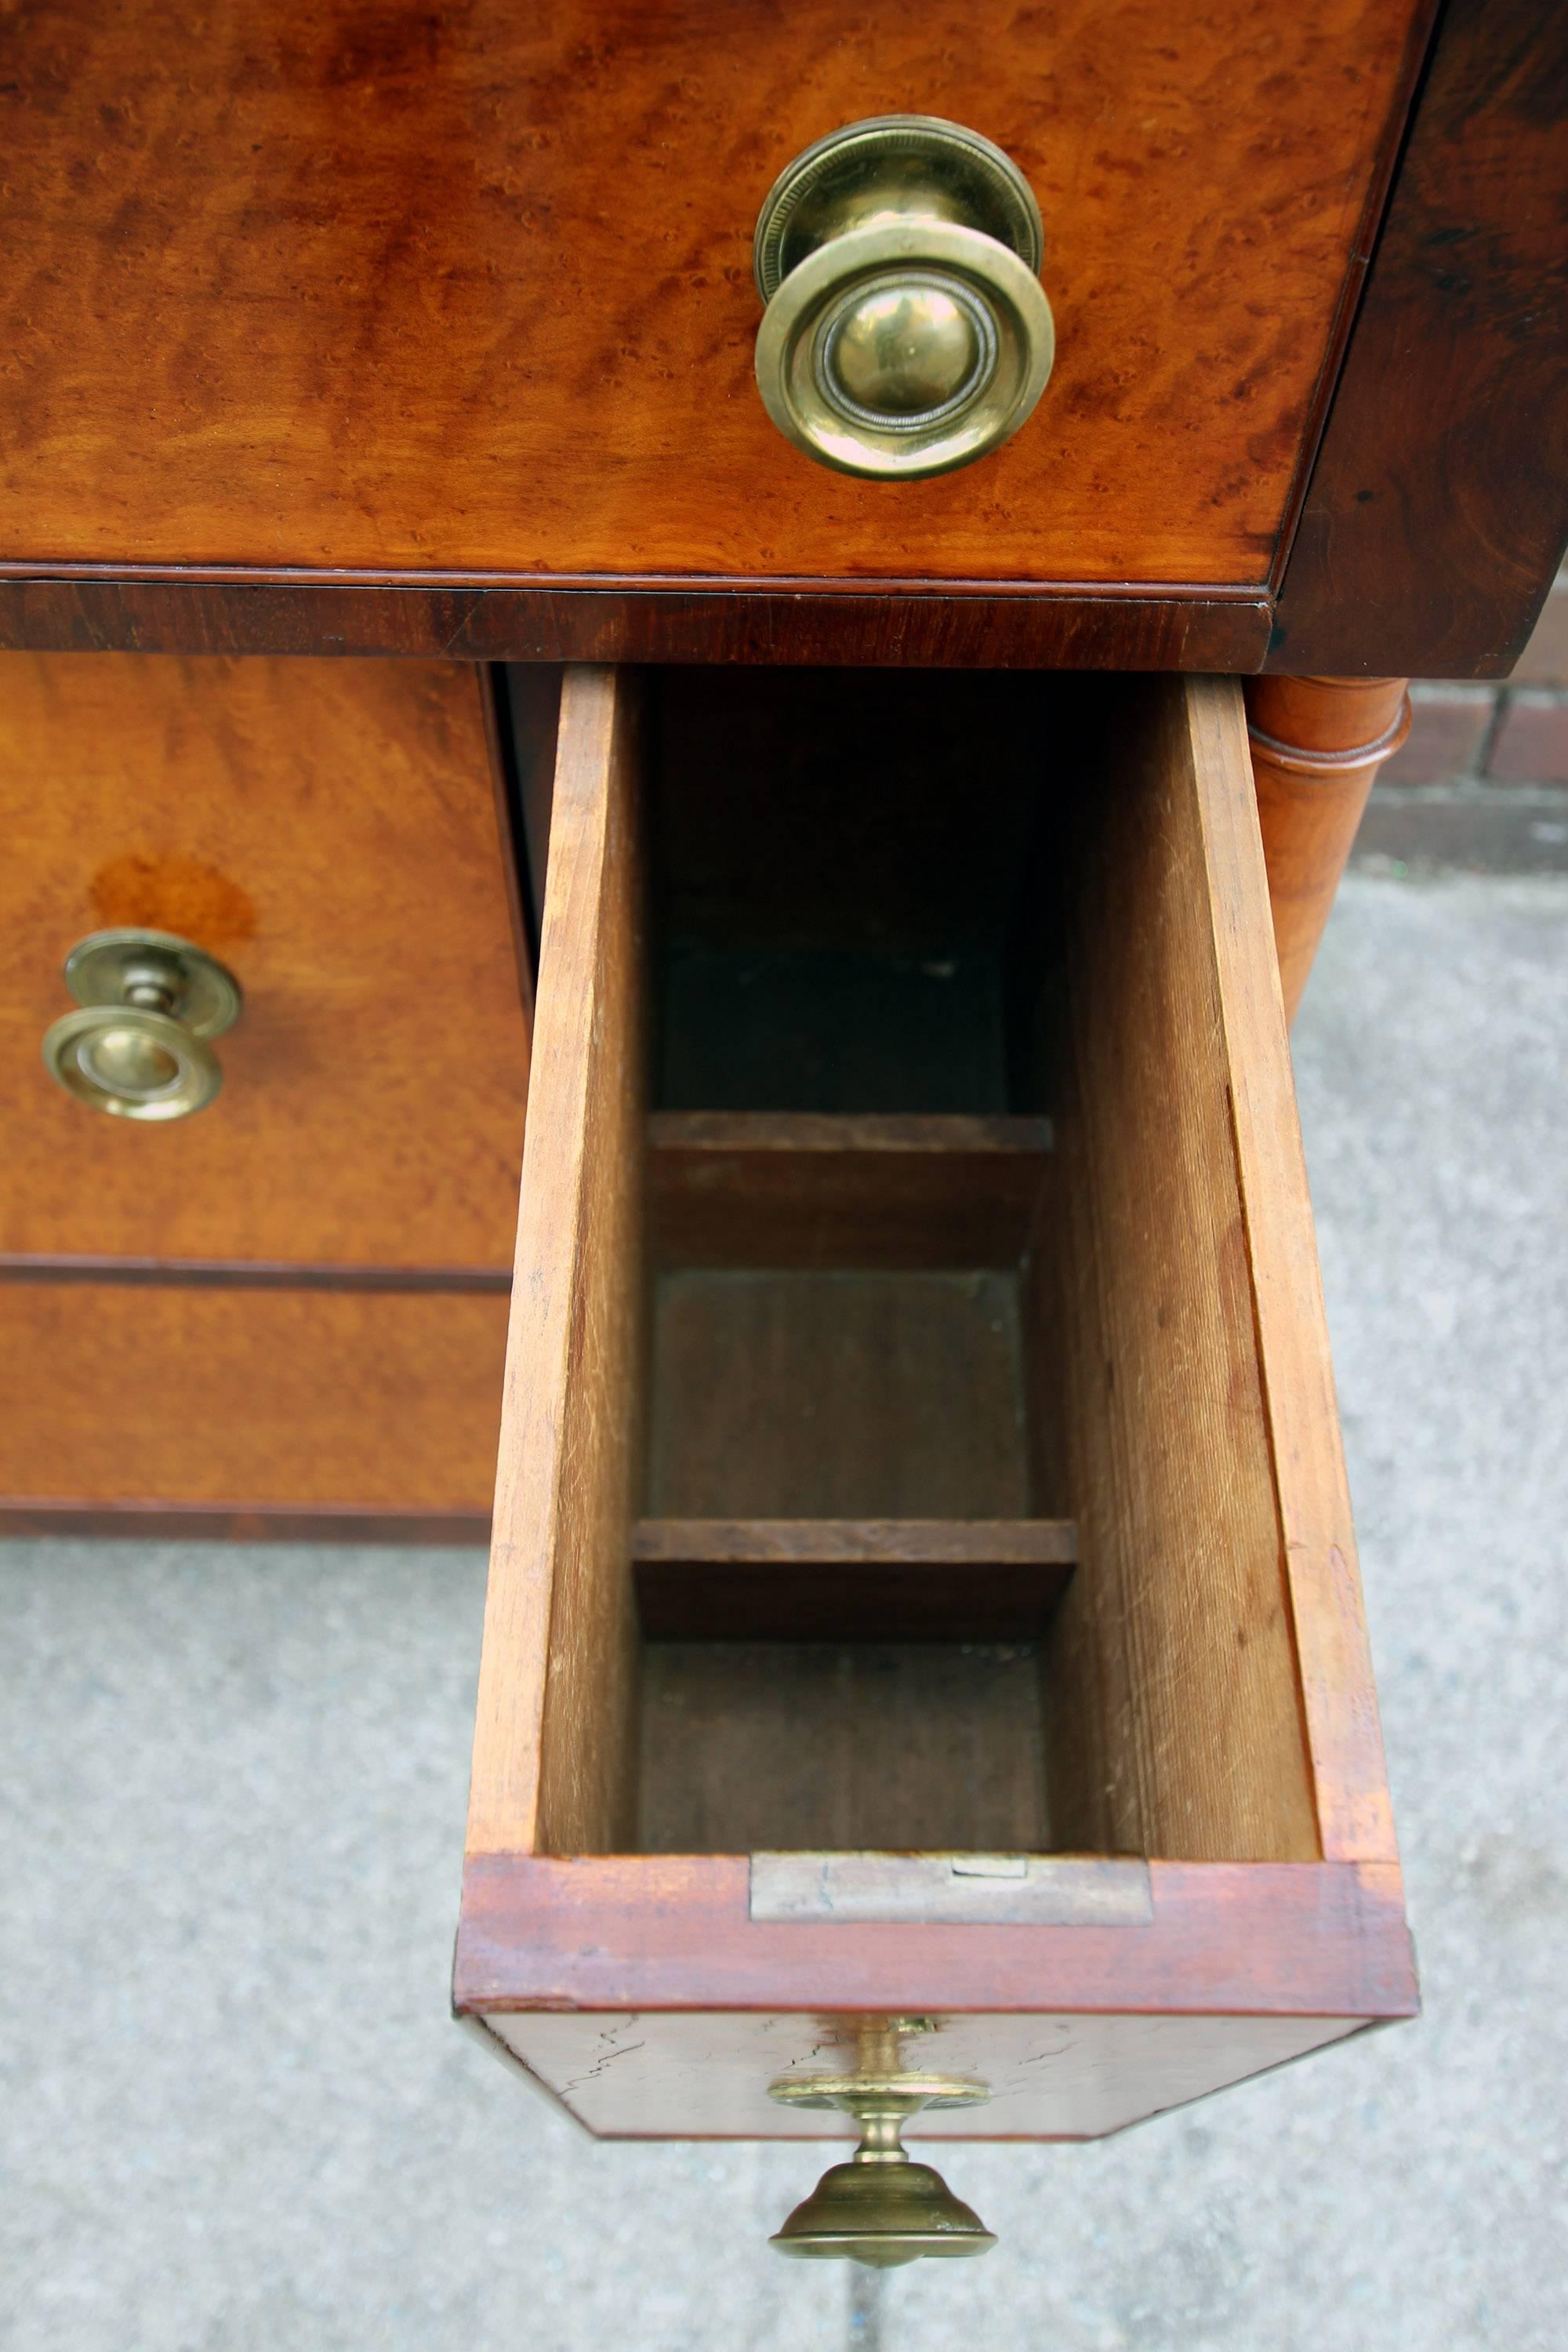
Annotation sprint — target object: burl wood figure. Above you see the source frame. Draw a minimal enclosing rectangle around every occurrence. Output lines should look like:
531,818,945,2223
2,0,1565,2277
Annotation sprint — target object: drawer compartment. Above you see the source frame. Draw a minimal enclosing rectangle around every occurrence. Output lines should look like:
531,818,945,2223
457,664,1414,2143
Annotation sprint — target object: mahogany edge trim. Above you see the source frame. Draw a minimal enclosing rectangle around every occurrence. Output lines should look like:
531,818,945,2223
0,1501,491,1541
1265,0,1444,594
452,1854,1418,2020
0,1256,511,1290
0,582,1275,670
0,561,1272,598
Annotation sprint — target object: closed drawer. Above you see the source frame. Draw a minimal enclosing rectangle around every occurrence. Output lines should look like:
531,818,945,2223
7,0,1425,597
0,652,530,1534
0,653,529,1275
0,1285,510,1540
456,666,1414,2168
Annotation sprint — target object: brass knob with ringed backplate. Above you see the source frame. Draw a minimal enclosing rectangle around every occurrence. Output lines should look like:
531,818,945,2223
768,2018,996,2267
42,929,243,1121
753,115,1055,480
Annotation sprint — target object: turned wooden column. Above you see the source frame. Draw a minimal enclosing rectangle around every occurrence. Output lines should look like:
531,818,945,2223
1243,674,1411,1023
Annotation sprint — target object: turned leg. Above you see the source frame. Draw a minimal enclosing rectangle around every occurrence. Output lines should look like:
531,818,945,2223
1243,675,1410,1023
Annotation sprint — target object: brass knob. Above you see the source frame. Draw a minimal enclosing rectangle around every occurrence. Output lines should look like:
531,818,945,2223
768,2020,996,2267
753,115,1054,480
42,929,242,1121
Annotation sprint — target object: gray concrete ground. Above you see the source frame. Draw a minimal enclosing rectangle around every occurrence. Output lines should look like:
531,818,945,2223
3,871,1566,2351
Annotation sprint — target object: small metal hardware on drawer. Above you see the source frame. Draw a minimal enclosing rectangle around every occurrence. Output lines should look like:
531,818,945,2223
768,2018,996,2268
753,114,1054,480
751,1849,1155,1926
41,928,243,1122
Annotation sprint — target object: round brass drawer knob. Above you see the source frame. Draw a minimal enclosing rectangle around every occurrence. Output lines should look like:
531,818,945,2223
753,115,1054,480
42,929,242,1121
768,2073,995,2267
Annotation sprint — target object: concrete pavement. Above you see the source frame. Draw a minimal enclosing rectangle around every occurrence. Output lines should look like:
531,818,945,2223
3,870,1566,2350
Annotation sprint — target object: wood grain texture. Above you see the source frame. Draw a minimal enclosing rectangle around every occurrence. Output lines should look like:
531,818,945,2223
0,579,1273,670
1246,674,1411,1020
638,1642,1050,1854
1270,0,1568,677
466,667,647,1860
479,2004,1364,2142
0,1501,490,1542
648,1112,1051,1269
0,1257,510,1292
1038,675,1320,1865
1186,679,1397,1863
0,1284,508,1511
648,1270,1030,1520
1,0,1421,588
633,1517,1075,1639
456,1850,1417,2020
0,654,528,1271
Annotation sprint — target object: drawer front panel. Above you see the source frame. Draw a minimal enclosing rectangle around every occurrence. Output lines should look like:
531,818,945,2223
0,655,528,1273
0,1283,508,1523
482,2005,1364,2142
5,0,1425,589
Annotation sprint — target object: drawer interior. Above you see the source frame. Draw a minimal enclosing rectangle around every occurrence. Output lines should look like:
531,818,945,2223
638,672,1065,1851
479,666,1324,1875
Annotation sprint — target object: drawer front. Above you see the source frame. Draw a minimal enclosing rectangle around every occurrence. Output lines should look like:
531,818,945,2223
0,1283,509,1533
5,0,1424,590
456,662,1411,2159
0,655,528,1274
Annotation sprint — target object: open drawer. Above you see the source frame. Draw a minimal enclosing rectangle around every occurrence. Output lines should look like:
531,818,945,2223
455,663,1414,2155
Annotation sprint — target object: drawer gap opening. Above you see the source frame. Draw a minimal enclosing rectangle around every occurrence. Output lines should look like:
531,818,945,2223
492,667,1326,1875
650,666,1062,1120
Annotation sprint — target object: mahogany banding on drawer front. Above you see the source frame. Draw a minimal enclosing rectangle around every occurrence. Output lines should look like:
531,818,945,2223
456,660,1411,2140
0,1283,509,1530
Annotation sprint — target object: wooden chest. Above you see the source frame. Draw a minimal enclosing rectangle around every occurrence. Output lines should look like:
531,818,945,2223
4,0,1564,2270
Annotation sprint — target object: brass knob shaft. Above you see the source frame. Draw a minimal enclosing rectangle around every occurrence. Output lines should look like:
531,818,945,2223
42,929,242,1122
768,2020,996,2268
753,115,1054,480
